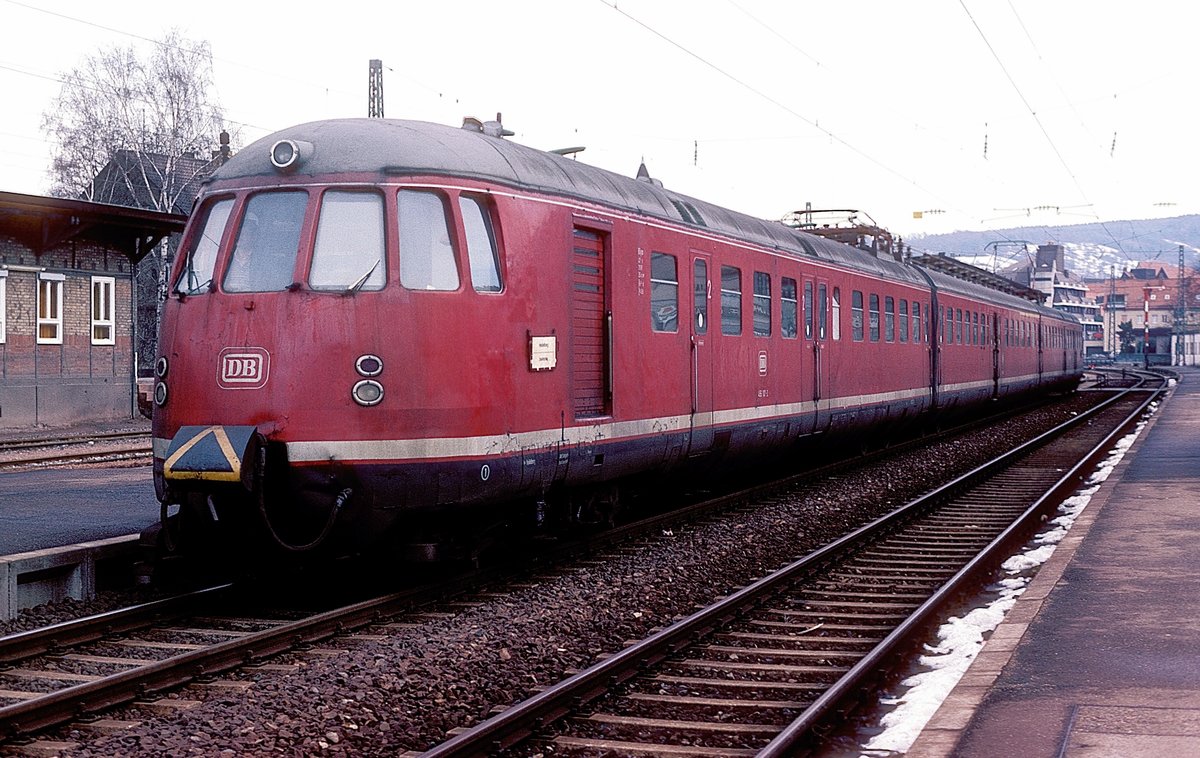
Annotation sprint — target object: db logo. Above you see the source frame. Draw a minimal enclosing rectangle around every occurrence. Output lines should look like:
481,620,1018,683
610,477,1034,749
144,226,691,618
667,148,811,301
217,347,270,389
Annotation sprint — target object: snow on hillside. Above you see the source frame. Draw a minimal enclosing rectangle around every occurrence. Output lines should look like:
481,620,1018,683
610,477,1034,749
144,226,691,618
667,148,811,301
909,215,1200,280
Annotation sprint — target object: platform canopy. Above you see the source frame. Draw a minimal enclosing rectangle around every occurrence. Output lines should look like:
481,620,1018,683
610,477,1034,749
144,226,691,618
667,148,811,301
0,190,187,265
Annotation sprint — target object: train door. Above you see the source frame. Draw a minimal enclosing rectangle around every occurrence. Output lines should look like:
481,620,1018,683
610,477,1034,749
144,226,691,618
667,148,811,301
992,312,1001,399
688,253,714,455
570,225,611,419
1036,316,1044,382
814,277,830,400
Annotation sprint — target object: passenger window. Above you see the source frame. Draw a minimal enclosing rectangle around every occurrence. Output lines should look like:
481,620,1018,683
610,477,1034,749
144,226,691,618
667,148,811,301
399,190,459,291
781,277,797,339
224,191,307,293
803,280,814,339
851,290,864,341
899,300,909,343
912,302,922,344
176,197,233,295
310,191,385,291
694,259,708,334
460,196,502,292
721,265,741,336
832,287,841,340
973,312,980,345
869,294,880,342
753,272,771,337
650,253,678,332
955,308,963,344
818,284,828,340
884,296,895,343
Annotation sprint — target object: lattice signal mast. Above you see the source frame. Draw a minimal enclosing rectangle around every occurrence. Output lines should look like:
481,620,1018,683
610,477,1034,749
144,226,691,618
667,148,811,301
1176,244,1189,365
368,59,384,118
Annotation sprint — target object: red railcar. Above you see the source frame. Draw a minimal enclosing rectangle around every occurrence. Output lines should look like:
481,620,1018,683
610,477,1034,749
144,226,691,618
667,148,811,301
151,118,1081,556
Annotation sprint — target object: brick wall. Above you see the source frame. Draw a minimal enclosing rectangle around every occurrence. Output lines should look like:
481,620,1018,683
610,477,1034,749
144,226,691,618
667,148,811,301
0,233,138,427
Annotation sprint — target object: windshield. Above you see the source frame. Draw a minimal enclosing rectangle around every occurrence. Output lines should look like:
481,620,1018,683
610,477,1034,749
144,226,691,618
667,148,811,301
174,198,233,295
309,190,385,291
223,191,307,293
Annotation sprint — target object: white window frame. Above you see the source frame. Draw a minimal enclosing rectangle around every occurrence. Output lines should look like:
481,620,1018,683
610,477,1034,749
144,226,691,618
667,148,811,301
91,275,116,345
37,272,65,345
0,270,7,345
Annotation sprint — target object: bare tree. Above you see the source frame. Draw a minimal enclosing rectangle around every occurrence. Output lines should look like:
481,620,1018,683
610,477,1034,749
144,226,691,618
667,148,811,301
42,29,227,210
41,30,232,373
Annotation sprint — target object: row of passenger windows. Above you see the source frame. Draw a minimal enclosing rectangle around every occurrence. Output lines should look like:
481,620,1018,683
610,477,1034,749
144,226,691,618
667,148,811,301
651,253,902,345
850,291,924,344
649,252,1073,350
651,254,846,340
175,189,503,296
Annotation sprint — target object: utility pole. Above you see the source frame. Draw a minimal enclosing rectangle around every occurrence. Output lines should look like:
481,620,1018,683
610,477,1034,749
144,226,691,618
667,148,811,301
368,59,384,118
1175,244,1186,365
1108,265,1117,355
1144,284,1152,368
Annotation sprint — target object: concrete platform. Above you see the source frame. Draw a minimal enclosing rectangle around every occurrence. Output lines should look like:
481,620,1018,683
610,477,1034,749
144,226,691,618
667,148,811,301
909,367,1200,757
0,465,156,618
0,466,157,556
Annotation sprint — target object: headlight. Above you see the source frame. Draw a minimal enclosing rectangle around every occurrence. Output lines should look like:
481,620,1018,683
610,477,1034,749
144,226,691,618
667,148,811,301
352,380,383,407
356,354,383,377
270,139,313,171
155,356,169,378
154,381,169,406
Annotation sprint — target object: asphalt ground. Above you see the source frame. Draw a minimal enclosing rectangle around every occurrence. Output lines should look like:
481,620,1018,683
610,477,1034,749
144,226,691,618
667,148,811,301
0,465,158,555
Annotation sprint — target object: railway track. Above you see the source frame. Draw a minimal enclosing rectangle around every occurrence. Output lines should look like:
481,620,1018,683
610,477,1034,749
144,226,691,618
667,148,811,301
0,382,1138,750
419,373,1165,757
0,430,151,469
0,571,485,741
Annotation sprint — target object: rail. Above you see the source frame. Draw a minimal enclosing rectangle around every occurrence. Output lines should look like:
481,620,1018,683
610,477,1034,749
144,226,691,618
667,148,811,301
418,373,1164,756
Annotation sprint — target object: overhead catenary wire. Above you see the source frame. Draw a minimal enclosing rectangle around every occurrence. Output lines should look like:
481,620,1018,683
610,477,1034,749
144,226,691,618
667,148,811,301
958,0,1131,260
595,0,970,223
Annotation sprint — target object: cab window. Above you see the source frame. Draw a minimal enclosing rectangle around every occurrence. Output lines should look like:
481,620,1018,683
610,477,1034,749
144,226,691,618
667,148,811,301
309,191,385,291
461,196,502,292
399,190,459,291
224,191,307,293
176,197,233,295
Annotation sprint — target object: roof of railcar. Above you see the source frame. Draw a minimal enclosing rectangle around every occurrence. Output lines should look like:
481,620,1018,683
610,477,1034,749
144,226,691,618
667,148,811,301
212,118,926,281
210,118,1071,322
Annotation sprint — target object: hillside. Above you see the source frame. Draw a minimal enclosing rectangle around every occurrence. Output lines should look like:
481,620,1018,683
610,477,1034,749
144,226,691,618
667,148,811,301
908,215,1200,280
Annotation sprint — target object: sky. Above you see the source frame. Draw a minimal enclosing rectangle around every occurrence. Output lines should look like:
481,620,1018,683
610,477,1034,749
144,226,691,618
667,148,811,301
2,0,1198,239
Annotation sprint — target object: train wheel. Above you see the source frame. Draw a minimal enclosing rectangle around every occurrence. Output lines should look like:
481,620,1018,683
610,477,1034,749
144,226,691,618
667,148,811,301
571,484,622,528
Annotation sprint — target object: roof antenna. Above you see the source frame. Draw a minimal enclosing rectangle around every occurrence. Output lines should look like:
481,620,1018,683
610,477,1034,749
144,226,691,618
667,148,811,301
635,159,663,187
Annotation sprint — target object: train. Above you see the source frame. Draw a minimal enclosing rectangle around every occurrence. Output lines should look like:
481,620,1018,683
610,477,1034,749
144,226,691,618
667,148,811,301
150,116,1082,560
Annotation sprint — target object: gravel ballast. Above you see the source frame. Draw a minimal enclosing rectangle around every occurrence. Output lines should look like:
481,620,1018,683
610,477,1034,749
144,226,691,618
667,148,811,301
1,395,1104,756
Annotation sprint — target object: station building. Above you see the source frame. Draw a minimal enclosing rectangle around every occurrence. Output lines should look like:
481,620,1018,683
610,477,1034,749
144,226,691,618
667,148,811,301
0,191,185,428
1005,244,1106,355
1093,261,1200,365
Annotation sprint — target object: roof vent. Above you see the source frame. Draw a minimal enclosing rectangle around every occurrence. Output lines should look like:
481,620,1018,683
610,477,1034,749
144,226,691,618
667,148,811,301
463,112,513,138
